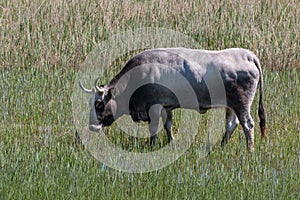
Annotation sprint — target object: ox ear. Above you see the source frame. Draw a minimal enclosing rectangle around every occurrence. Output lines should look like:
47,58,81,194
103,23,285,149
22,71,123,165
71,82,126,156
107,88,116,99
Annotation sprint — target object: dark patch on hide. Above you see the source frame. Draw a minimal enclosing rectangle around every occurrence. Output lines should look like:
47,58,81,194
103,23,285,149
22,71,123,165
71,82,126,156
129,83,179,122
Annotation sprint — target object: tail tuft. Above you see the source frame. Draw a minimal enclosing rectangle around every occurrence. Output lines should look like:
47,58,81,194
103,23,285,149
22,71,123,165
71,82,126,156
259,97,266,138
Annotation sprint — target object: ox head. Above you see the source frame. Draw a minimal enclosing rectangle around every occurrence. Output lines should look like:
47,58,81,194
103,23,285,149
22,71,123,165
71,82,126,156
79,78,117,132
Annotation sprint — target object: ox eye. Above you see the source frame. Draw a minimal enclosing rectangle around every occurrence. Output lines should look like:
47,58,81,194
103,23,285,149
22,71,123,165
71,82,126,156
95,101,103,109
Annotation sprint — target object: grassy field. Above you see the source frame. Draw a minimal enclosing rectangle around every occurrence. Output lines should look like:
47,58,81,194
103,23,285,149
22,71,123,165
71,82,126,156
1,0,299,199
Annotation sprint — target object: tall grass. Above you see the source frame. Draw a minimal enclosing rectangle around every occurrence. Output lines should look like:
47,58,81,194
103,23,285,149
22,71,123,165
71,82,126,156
0,0,299,199
1,0,299,71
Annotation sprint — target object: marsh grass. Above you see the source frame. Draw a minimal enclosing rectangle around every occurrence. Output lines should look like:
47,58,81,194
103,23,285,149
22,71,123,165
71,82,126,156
0,0,299,199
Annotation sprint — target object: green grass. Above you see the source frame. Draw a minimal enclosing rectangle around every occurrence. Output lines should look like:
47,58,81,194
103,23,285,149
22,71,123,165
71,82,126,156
1,0,299,199
1,69,299,199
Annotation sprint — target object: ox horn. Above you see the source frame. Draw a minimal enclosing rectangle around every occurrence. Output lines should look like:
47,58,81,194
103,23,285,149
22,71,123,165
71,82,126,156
79,80,93,93
94,77,105,93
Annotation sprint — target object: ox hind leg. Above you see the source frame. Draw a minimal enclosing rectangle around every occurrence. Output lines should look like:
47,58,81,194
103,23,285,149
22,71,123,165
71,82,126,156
221,108,239,147
235,108,255,152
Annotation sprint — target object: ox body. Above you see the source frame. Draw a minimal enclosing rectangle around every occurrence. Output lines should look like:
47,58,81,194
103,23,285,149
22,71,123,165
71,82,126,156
80,48,266,151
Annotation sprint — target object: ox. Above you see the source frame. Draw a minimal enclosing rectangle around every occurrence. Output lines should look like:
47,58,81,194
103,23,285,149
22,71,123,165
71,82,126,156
80,48,266,151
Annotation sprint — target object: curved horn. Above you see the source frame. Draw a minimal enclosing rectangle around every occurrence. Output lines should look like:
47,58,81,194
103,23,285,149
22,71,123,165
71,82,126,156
94,77,105,92
79,80,93,93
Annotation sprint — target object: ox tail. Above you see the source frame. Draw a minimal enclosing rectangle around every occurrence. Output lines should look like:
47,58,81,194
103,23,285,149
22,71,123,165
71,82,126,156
254,57,266,138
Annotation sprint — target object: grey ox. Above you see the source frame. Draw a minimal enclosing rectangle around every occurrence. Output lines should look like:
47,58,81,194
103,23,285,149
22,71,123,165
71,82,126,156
80,48,266,151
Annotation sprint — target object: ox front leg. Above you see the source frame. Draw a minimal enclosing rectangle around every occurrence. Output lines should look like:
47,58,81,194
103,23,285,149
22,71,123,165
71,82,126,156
148,104,163,146
162,110,174,143
221,108,239,147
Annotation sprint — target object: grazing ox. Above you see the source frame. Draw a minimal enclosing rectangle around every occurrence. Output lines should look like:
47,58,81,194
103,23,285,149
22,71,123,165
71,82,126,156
80,48,266,151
